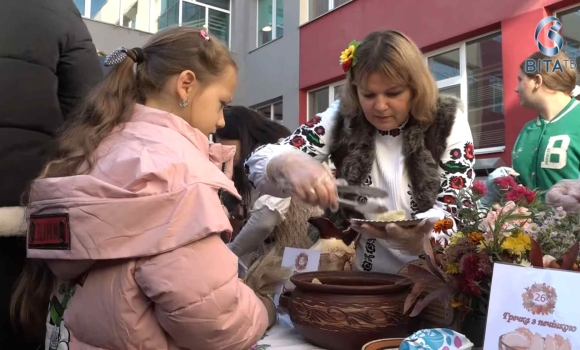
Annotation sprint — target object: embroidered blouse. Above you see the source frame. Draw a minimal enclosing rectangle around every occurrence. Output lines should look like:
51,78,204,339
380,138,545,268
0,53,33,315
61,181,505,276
245,100,475,273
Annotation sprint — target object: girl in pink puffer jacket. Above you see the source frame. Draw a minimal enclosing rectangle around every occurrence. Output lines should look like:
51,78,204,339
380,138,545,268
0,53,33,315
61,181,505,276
10,26,269,350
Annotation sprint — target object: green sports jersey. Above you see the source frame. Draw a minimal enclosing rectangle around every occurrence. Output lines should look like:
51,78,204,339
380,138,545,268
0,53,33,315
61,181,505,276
512,98,580,192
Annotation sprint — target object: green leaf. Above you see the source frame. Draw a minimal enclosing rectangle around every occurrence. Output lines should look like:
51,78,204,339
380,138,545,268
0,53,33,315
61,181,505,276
305,131,324,148
349,40,360,67
439,160,469,173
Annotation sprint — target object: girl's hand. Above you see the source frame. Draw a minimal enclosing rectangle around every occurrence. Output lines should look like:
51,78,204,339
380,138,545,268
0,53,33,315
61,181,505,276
351,218,438,255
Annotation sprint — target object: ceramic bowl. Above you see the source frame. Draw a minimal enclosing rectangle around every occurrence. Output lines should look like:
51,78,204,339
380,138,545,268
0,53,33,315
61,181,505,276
279,271,417,350
362,338,405,350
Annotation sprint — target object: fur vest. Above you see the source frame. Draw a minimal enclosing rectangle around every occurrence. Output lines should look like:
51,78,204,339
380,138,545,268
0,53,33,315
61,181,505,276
328,95,462,226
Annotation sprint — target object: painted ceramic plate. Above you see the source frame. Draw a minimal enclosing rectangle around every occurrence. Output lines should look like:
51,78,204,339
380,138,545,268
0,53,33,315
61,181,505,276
361,338,404,350
350,218,422,228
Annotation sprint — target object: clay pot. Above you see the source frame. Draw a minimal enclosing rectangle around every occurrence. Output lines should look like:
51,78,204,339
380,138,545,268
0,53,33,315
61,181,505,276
279,271,416,350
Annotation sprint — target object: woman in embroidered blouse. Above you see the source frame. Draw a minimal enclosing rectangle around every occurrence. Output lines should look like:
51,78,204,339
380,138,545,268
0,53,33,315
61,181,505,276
245,30,475,274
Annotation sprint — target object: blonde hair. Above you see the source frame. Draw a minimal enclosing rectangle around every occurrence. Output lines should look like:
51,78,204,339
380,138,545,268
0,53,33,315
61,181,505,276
11,26,236,339
520,51,577,94
340,30,438,123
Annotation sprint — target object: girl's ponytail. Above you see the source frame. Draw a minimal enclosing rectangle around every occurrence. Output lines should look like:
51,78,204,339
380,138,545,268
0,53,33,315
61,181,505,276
43,55,139,177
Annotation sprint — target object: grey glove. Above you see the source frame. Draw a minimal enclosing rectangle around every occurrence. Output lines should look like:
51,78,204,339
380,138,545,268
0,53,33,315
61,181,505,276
476,167,519,209
227,206,281,258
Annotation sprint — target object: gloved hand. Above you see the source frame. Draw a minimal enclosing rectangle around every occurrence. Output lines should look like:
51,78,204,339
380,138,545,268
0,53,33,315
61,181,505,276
546,179,580,213
476,166,519,209
350,218,439,255
266,149,338,211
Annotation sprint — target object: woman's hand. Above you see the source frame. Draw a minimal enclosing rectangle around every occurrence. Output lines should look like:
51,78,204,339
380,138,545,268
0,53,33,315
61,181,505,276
267,150,339,211
546,179,580,213
351,218,438,255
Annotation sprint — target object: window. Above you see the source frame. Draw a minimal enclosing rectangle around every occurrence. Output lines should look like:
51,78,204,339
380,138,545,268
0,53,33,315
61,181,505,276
73,0,230,45
308,0,351,21
73,0,152,31
91,0,114,23
255,99,284,124
427,32,505,154
557,7,580,84
257,0,283,46
157,0,230,46
307,81,345,119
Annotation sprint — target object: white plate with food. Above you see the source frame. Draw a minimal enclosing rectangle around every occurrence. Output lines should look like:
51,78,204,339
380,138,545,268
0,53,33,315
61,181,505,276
349,211,422,228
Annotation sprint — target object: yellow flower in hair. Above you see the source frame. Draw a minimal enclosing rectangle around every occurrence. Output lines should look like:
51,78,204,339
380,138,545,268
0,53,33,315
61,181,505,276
340,45,355,63
339,40,359,73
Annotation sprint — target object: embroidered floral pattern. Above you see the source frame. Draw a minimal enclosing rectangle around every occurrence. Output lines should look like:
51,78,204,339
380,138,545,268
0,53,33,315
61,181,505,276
464,141,475,162
405,184,419,217
442,195,456,205
362,238,377,271
378,127,402,137
438,142,474,214
450,148,462,160
278,115,327,157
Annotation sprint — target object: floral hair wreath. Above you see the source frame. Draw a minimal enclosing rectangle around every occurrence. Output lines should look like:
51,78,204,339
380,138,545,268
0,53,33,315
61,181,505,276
339,40,360,74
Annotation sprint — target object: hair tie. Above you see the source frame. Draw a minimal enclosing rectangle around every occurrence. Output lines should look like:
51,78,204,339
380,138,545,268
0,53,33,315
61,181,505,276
103,47,145,67
572,85,580,97
200,25,210,41
130,47,145,64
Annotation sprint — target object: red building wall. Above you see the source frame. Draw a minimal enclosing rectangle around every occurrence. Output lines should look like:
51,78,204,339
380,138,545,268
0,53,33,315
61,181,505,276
298,0,576,163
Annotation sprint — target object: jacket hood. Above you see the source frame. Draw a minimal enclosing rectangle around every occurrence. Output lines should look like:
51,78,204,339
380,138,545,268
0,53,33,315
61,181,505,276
27,105,239,279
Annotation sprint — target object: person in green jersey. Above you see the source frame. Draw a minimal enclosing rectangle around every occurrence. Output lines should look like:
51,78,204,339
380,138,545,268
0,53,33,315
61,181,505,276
512,51,580,193
478,51,580,207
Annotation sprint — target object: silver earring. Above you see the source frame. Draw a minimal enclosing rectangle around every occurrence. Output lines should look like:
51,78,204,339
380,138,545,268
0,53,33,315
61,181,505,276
179,99,189,107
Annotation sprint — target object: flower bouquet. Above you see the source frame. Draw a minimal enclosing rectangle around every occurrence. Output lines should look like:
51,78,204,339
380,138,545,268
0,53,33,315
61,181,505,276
404,176,580,337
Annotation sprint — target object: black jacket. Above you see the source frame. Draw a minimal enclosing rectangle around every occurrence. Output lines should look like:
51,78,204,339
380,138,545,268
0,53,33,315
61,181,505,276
0,0,103,207
0,1,103,348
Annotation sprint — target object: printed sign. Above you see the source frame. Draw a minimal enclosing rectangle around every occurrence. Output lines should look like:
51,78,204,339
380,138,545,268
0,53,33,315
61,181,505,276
281,247,321,274
484,263,577,349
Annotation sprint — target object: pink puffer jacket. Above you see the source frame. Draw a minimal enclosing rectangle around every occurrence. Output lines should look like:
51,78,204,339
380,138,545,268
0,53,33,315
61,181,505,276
27,104,268,350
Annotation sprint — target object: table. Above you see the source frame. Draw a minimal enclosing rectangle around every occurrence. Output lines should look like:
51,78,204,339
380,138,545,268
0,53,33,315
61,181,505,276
255,314,325,350
256,315,485,350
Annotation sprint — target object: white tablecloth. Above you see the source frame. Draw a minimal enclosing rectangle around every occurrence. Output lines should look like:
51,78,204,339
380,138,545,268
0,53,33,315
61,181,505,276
255,314,325,350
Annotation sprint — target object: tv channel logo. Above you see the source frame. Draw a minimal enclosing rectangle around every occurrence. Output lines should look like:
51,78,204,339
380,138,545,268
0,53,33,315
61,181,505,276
535,16,563,56
525,16,576,73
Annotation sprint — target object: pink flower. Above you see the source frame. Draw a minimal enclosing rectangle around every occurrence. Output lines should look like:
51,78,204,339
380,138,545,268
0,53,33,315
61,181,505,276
505,186,536,204
482,210,498,233
472,181,487,196
495,176,517,190
503,201,517,212
481,201,531,235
